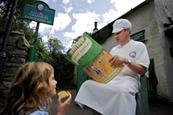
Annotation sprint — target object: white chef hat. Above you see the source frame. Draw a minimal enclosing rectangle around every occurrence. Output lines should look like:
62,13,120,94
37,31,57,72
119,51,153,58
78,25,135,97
112,19,132,33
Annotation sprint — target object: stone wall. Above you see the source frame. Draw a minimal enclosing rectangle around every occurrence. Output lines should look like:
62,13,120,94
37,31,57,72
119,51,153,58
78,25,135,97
0,31,30,89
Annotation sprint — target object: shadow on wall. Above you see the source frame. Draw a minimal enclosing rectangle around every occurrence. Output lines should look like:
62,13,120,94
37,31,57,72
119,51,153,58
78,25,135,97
148,58,158,96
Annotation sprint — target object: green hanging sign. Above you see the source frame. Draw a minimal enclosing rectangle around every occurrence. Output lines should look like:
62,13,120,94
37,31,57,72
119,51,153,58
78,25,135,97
22,1,55,25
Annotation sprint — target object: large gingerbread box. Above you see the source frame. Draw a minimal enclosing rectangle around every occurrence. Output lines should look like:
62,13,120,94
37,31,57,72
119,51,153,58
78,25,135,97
66,32,124,83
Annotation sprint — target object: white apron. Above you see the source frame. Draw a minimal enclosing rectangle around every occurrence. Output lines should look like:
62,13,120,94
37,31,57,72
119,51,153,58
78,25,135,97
75,40,150,115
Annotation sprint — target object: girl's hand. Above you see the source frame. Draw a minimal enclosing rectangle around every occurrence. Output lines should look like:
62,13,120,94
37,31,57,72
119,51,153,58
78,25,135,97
57,91,72,115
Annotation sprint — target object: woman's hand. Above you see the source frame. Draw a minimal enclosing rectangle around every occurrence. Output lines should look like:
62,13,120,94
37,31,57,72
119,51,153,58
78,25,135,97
57,91,72,115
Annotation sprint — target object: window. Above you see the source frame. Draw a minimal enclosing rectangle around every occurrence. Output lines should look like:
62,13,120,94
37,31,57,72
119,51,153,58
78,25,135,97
131,30,145,42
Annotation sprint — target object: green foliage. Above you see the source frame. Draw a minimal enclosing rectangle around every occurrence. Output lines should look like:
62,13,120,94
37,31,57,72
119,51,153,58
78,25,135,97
13,21,35,42
46,36,75,89
0,0,75,88
0,0,37,31
47,36,65,55
35,37,51,60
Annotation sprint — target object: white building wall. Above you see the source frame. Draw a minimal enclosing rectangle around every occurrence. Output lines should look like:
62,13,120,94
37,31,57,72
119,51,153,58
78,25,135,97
154,0,173,100
102,0,173,100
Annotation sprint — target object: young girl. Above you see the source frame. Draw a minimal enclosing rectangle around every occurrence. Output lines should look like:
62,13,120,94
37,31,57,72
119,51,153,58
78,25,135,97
0,62,72,115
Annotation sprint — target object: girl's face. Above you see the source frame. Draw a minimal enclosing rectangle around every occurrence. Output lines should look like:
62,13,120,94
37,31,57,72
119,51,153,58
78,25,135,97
48,73,57,96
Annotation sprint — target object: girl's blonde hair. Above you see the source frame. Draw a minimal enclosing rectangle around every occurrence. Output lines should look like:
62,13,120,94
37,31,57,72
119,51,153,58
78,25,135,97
0,62,54,115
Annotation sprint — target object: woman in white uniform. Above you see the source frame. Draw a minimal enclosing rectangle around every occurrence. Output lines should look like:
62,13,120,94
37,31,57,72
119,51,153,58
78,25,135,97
75,19,150,115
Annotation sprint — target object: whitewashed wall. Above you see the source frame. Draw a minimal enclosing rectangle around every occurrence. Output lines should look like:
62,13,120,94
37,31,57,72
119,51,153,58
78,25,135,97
102,0,173,101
